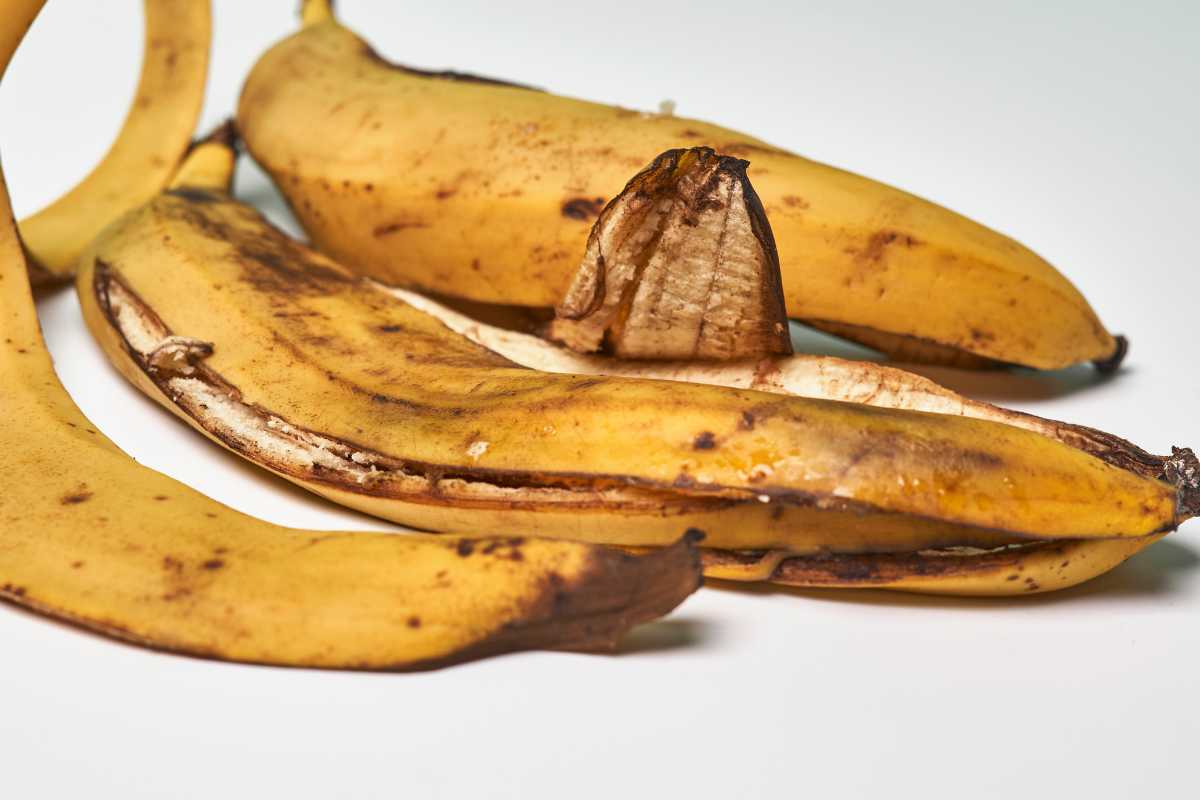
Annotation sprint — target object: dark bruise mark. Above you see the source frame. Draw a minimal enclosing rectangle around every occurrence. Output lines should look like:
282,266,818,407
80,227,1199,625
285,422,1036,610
153,495,169,501
378,324,404,333
373,220,429,237
71,561,85,569
738,410,756,431
769,541,1071,588
407,616,422,629
456,539,475,557
969,328,995,343
546,572,568,609
60,489,93,505
204,512,218,519
561,197,606,221
683,527,707,544
680,129,703,138
385,534,701,671
202,559,225,571
2,584,27,598
165,187,221,204
857,230,922,265
153,197,357,298
781,195,809,209
1093,334,1129,374
692,431,717,450
435,188,456,200
360,43,543,91
162,556,183,573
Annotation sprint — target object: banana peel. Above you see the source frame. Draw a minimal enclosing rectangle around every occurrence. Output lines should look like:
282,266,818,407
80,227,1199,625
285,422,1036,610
18,0,211,283
236,0,1124,371
75,138,1184,595
0,9,701,669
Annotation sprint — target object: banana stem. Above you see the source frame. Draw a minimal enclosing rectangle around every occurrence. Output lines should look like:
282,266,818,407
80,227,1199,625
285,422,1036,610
169,120,237,192
1165,446,1200,521
300,0,335,27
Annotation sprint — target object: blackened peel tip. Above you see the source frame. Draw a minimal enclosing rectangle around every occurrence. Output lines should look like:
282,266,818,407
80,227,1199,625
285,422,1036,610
1093,334,1129,374
1164,446,1200,521
187,119,240,156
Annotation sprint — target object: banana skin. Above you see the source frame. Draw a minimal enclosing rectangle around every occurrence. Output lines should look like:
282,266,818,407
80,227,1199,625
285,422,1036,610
75,141,1181,599
393,286,1200,520
0,6,701,669
236,0,1122,370
18,0,210,283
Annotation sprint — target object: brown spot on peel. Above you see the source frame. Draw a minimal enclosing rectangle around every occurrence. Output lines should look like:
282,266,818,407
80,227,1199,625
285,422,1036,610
561,197,606,221
60,488,93,505
373,220,429,237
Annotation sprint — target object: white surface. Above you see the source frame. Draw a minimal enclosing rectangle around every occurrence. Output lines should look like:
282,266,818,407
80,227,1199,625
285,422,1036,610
2,2,1198,798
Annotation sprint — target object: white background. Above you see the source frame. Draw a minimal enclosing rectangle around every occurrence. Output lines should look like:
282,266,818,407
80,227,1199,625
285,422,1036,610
3,2,1198,797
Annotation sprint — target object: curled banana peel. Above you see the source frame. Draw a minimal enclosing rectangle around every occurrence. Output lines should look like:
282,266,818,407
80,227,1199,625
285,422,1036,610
237,0,1123,371
17,0,210,284
639,536,1164,596
76,137,1184,595
0,12,701,669
393,289,1200,522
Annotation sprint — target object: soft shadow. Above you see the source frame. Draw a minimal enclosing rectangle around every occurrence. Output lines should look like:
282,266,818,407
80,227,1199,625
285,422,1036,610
897,362,1122,403
789,322,880,361
30,276,71,302
704,539,1200,610
610,617,717,656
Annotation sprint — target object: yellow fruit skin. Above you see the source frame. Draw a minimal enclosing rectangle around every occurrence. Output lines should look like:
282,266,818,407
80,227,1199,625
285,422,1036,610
0,9,701,666
18,0,210,282
76,180,1177,557
1,254,700,669
236,17,1117,370
700,536,1162,596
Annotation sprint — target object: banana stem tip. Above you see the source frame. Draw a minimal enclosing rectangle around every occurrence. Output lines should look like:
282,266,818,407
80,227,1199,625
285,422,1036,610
1165,446,1200,521
1094,334,1129,374
190,119,240,154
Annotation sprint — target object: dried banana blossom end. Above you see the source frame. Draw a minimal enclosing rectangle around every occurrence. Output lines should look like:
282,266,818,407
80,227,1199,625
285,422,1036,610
550,147,791,361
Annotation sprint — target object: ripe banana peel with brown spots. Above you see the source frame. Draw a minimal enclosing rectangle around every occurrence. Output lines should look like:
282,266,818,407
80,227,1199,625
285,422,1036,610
75,140,1187,595
236,0,1124,371
17,0,210,283
0,8,700,669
